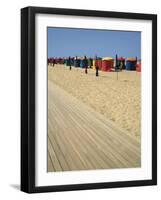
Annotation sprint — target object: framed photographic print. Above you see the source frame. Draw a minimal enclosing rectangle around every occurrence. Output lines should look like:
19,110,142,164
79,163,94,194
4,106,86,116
21,6,157,193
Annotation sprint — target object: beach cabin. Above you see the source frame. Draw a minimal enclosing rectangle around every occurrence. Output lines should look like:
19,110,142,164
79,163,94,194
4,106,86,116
102,57,114,72
71,57,75,66
74,58,80,67
80,59,84,68
48,58,53,65
95,57,102,70
88,58,93,68
126,58,137,70
118,57,126,69
65,58,71,66
136,60,141,72
58,57,63,64
136,64,141,72
80,58,88,68
97,60,102,70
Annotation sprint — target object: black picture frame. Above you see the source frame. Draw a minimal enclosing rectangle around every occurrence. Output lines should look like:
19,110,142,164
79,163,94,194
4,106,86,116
21,6,157,193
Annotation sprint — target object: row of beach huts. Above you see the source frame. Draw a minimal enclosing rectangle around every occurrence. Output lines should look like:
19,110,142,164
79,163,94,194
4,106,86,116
48,56,141,72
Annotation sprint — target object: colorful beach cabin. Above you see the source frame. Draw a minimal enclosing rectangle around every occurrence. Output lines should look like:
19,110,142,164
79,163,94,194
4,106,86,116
95,57,102,70
80,58,88,68
118,57,126,69
96,60,102,70
65,58,71,66
136,64,141,72
126,58,137,70
102,57,114,72
71,58,74,66
74,57,80,67
88,58,93,68
136,60,141,72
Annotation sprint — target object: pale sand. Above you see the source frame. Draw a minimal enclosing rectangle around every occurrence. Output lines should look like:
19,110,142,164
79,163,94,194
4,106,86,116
48,64,141,139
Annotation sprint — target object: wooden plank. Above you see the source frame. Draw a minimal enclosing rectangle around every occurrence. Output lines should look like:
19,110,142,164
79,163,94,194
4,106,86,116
49,103,98,170
49,88,115,169
49,116,88,170
48,80,141,172
47,137,63,172
47,151,54,172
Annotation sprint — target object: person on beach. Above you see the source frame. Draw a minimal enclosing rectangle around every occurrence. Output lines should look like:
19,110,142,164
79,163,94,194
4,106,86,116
96,65,99,76
52,58,55,67
83,56,88,74
68,56,72,70
94,55,99,76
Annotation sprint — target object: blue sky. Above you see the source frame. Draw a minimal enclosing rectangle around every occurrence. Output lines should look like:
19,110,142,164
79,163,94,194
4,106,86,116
48,27,141,59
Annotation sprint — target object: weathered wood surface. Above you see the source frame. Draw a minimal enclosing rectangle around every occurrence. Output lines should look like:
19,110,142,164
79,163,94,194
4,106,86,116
48,80,141,172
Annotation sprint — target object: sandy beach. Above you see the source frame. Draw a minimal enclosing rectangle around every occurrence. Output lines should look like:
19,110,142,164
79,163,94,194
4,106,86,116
48,64,141,139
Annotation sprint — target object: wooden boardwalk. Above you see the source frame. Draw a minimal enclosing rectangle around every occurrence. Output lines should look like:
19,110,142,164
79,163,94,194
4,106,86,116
48,80,141,172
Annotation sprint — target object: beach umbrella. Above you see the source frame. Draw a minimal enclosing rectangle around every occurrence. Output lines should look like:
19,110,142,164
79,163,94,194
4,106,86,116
115,54,118,70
